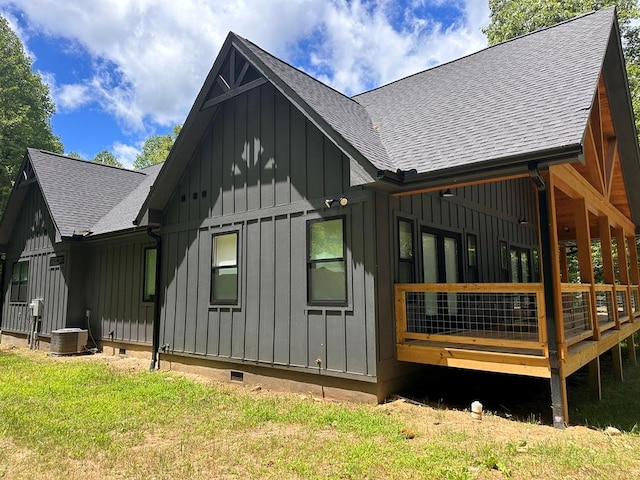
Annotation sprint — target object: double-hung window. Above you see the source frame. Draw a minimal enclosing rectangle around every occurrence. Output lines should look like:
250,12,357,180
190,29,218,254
307,217,347,305
10,261,29,303
211,232,239,304
143,247,157,302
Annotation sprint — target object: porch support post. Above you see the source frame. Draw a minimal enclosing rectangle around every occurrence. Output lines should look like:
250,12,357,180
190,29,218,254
612,343,624,382
628,235,640,286
575,198,600,340
588,356,602,401
531,165,567,428
628,333,637,366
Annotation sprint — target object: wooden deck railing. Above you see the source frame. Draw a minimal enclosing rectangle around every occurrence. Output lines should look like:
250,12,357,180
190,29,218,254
395,283,547,353
395,282,640,359
560,283,640,347
560,283,594,346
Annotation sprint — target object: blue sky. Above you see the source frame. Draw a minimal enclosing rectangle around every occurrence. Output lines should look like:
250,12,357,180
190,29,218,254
1,0,489,168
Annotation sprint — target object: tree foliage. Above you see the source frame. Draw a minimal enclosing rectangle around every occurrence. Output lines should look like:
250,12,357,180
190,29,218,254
92,149,123,168
133,124,181,169
0,15,63,211
484,0,640,142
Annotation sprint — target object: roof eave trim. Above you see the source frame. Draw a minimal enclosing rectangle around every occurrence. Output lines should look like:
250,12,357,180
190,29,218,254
379,144,583,192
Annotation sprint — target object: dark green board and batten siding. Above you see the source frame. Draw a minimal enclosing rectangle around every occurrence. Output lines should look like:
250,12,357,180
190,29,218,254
159,83,377,378
84,233,155,345
1,185,68,335
393,178,539,283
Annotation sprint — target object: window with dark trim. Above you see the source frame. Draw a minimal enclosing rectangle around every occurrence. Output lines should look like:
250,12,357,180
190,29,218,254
211,232,238,304
307,217,347,305
467,233,479,283
143,247,157,302
11,261,29,303
398,218,415,283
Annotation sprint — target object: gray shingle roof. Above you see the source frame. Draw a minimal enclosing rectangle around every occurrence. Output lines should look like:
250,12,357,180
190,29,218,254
90,163,163,236
353,8,615,174
27,149,149,237
234,36,395,171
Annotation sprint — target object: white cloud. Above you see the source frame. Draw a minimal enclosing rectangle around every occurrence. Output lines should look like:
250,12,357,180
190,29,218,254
56,83,90,110
303,0,490,94
112,142,141,170
1,0,490,131
38,70,91,112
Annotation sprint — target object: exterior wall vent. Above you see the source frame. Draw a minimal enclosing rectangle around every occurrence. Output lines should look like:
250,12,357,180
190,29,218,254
50,328,88,355
230,370,244,382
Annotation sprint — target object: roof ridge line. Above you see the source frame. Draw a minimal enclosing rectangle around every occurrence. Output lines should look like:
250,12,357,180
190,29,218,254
29,148,147,175
232,33,363,107
353,7,612,98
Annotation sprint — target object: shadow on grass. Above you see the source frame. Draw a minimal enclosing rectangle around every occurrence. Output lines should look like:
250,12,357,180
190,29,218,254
397,344,640,432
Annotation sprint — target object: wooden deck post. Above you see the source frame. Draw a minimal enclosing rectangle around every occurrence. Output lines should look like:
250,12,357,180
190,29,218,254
536,167,567,428
615,228,633,323
612,343,624,382
599,217,615,285
575,198,599,340
628,333,637,366
628,235,640,286
588,356,602,401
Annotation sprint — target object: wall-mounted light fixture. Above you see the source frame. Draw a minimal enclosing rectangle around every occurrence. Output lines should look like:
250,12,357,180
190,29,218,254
518,214,528,225
440,189,455,198
325,197,349,208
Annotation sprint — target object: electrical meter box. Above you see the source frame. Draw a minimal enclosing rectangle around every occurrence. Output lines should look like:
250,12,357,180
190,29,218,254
29,298,44,317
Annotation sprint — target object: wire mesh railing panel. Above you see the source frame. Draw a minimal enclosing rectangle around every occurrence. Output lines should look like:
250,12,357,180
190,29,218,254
562,291,591,339
405,290,539,341
595,290,615,326
616,289,629,322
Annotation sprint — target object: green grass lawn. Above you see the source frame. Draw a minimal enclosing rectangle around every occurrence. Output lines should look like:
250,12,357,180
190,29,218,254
1,349,640,479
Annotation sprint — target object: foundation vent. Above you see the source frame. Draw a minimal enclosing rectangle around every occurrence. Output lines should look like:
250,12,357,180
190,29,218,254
230,370,244,382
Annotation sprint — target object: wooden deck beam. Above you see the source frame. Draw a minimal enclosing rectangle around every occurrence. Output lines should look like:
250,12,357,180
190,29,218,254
396,343,551,378
550,163,635,234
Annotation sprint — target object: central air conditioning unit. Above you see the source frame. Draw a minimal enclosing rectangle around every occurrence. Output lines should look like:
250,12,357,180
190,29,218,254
50,328,88,355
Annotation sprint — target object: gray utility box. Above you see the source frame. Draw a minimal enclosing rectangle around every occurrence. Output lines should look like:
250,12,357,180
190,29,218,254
29,298,44,317
50,328,88,354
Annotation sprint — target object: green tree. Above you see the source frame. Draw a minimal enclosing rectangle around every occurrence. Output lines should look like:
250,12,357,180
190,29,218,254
483,1,640,142
67,151,83,159
92,149,123,168
133,124,181,169
0,15,63,211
